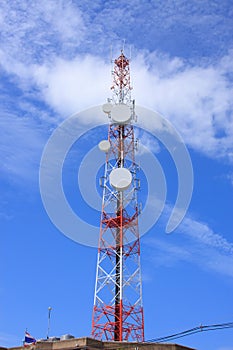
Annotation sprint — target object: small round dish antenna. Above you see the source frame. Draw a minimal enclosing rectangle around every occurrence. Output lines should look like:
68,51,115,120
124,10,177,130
102,103,113,114
109,168,132,191
98,140,111,153
111,104,131,124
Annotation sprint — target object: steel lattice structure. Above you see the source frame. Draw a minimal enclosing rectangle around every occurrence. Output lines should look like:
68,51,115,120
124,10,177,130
92,52,144,342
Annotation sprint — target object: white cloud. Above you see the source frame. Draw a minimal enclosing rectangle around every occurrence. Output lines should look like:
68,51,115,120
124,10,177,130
143,208,233,277
0,332,20,348
33,56,111,116
0,1,232,157
226,173,233,186
0,0,84,68
28,50,233,160
1,46,232,190
179,216,233,254
0,111,47,182
134,128,161,155
0,1,232,184
131,51,233,159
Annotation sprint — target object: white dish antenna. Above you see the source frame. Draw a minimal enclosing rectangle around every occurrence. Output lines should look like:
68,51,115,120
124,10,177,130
111,104,131,124
102,103,113,114
109,168,132,191
98,140,111,153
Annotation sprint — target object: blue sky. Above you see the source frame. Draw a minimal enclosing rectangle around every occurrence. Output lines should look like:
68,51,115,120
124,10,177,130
0,1,233,349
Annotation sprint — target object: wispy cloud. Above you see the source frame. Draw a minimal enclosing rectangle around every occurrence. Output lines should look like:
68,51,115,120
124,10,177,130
6,49,226,162
32,56,111,115
134,128,161,155
3,48,233,158
179,216,233,254
0,332,21,348
77,0,233,60
0,0,232,184
143,208,233,278
0,0,84,68
226,172,233,186
0,110,47,182
132,51,233,159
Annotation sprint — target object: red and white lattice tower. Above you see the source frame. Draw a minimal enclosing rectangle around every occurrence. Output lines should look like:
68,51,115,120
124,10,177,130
92,51,144,342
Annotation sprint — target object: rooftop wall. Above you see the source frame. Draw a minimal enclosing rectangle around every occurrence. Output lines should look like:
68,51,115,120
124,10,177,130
7,337,196,350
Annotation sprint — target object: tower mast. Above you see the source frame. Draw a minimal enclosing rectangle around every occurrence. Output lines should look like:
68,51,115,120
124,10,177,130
92,51,144,342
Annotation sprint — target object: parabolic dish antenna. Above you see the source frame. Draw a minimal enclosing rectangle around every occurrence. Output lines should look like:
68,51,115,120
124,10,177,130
98,140,111,153
109,168,132,191
102,103,113,114
111,104,131,124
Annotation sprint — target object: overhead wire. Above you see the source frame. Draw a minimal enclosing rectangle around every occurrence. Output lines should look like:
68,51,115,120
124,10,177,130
147,321,233,343
86,322,233,350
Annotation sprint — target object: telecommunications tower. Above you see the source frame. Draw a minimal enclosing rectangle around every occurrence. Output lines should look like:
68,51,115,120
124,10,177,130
92,51,144,342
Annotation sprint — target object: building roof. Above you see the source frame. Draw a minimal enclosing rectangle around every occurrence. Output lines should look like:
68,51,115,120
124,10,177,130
6,337,196,350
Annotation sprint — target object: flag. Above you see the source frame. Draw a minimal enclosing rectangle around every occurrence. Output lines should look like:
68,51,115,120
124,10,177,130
24,331,36,347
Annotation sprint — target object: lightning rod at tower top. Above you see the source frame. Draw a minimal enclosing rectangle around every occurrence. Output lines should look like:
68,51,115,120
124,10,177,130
92,50,144,342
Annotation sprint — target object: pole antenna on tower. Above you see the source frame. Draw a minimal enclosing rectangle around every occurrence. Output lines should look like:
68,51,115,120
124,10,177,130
92,52,144,342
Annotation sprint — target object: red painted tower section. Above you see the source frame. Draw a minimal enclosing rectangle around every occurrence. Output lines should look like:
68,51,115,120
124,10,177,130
92,52,144,342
